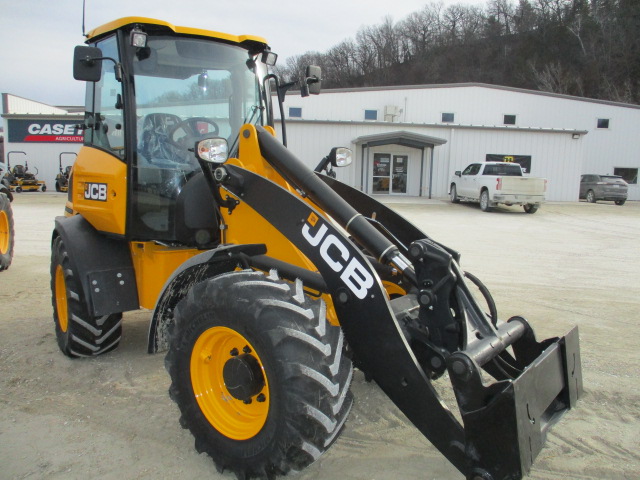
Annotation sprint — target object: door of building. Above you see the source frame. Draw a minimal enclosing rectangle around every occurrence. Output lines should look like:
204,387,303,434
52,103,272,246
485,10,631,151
372,154,408,195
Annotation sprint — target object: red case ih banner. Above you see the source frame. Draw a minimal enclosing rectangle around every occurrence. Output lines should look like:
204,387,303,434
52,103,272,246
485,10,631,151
8,119,83,143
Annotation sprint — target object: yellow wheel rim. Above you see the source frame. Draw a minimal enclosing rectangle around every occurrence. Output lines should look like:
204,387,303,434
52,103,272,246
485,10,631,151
0,209,8,255
55,265,69,333
191,326,270,440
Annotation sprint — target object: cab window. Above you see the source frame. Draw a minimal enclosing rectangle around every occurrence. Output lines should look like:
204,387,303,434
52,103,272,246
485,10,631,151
83,35,125,160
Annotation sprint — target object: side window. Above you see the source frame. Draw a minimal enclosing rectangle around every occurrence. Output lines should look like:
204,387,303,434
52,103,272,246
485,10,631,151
462,164,481,175
84,35,125,160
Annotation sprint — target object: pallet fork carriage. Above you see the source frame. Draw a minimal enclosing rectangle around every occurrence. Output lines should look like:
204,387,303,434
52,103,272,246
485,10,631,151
51,17,582,480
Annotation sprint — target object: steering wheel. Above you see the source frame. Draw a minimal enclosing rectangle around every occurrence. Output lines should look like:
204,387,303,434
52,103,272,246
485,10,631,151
168,117,220,151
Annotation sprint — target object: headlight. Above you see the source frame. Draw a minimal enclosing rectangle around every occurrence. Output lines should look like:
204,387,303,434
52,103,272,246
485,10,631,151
331,147,352,167
197,138,229,164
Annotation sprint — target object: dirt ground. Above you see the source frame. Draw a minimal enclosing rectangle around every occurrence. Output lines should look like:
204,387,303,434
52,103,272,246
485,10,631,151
1,193,639,480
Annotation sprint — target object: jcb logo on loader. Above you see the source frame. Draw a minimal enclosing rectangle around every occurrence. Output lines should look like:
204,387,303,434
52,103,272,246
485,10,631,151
302,213,374,300
84,182,107,201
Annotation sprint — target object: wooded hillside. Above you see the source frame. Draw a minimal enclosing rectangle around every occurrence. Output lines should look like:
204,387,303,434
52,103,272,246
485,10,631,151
276,0,639,104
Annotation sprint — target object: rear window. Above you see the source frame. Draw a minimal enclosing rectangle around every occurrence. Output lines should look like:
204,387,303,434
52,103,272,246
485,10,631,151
483,164,523,176
600,175,627,185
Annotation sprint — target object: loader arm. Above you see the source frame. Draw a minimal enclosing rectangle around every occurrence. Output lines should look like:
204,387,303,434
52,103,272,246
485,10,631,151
205,125,583,480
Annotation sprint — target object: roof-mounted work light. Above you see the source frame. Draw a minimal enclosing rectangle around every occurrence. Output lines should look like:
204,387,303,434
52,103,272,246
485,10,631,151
130,27,147,48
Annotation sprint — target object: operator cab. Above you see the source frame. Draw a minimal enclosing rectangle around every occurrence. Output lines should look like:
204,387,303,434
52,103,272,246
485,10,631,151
73,18,275,246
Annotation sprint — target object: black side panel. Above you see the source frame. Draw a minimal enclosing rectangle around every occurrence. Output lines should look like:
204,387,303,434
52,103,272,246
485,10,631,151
53,215,139,316
174,172,219,247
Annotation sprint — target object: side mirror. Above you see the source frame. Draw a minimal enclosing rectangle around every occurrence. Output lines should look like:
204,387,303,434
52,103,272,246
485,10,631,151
303,65,322,96
73,46,103,82
455,171,461,177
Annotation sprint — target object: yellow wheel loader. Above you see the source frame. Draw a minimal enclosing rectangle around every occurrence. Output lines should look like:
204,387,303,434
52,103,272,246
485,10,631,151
51,17,582,480
0,190,14,271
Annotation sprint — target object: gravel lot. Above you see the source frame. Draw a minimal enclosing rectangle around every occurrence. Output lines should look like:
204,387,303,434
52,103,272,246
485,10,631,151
1,193,638,480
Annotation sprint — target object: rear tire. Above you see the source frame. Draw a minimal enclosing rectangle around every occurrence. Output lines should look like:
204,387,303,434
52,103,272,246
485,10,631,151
523,204,538,214
0,193,14,271
586,190,596,203
50,235,123,357
615,199,626,206
479,190,492,212
55,181,61,192
41,185,47,192
166,270,353,479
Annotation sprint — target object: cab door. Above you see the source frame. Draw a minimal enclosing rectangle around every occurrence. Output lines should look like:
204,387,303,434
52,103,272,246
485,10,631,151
458,163,481,197
71,34,128,236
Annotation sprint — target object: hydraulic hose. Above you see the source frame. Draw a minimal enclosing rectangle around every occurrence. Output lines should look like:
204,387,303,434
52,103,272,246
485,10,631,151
255,126,417,286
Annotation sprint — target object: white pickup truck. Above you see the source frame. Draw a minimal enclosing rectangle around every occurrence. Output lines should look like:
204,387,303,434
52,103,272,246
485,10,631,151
449,162,546,213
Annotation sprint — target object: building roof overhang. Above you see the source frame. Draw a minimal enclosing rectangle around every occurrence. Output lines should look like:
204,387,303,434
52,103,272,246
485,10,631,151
354,130,447,149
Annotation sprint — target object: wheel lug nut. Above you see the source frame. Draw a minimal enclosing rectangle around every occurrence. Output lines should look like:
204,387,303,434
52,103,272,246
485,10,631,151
243,345,252,354
230,348,239,356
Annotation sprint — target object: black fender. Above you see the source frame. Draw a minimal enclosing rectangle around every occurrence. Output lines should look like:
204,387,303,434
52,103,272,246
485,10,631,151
53,215,139,316
147,243,267,353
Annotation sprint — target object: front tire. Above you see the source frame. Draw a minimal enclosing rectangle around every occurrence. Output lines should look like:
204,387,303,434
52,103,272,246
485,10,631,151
586,190,596,203
166,270,353,479
50,235,123,357
479,190,492,212
450,184,460,203
0,193,14,271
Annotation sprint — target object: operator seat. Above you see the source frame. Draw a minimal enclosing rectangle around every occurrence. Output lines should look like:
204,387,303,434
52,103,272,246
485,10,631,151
138,113,183,163
12,165,26,178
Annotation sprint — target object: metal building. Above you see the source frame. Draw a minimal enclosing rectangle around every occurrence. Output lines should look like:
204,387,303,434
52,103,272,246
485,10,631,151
3,84,638,201
276,83,640,201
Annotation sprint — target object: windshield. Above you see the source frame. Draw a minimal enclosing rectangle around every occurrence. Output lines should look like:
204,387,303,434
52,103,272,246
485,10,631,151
129,35,270,242
133,35,268,165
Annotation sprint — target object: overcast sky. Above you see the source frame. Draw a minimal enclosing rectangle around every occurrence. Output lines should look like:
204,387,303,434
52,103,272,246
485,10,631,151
0,0,480,108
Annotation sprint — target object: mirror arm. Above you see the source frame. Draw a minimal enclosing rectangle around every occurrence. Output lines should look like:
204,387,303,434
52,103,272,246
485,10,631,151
86,56,123,82
265,74,298,148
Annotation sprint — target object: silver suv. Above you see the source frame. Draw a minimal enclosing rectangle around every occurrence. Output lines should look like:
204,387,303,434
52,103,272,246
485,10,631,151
579,174,628,205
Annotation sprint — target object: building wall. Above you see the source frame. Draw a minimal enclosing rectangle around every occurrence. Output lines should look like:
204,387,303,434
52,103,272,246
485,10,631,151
278,120,583,201
277,84,640,200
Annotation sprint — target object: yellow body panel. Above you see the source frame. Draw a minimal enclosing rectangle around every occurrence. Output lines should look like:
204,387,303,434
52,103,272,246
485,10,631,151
222,125,340,325
87,17,267,46
71,147,128,235
130,242,201,309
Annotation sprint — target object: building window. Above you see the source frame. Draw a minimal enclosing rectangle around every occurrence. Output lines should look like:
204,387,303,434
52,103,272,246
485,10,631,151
597,118,610,129
614,167,638,184
503,114,516,125
441,112,455,123
289,107,302,118
364,109,378,121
